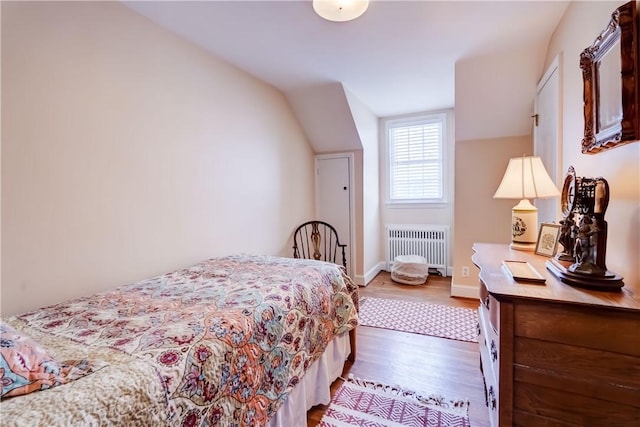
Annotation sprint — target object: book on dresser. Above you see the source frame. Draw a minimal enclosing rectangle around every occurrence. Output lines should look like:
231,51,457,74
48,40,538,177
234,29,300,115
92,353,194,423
472,243,640,427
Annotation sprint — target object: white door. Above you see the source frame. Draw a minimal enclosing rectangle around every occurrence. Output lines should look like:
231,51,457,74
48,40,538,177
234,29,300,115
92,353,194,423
316,155,353,275
534,55,562,225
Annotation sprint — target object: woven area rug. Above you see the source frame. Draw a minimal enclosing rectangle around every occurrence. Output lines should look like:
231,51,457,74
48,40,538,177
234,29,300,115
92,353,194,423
358,297,478,343
319,375,471,427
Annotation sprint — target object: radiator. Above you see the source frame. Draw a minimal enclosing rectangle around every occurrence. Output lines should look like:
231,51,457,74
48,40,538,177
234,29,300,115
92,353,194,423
384,224,449,276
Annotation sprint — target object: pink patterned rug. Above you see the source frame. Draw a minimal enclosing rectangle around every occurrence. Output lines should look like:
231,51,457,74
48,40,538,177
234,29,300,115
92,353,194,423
319,375,470,427
358,297,479,343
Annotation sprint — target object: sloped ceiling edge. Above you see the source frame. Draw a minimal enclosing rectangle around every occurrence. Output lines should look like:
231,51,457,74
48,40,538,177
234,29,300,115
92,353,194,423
286,82,363,154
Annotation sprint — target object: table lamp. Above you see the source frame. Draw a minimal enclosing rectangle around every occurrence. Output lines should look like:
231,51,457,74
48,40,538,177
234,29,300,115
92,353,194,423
494,156,560,251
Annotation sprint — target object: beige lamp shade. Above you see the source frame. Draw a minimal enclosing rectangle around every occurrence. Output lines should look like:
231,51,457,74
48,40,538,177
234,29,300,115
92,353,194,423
494,156,560,199
313,0,369,22
494,156,560,251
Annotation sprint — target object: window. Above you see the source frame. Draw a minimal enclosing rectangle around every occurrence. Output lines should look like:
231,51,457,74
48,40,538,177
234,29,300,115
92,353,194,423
386,113,446,204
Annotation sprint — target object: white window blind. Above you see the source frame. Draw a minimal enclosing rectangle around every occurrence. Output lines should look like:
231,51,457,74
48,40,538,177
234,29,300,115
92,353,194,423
388,114,444,202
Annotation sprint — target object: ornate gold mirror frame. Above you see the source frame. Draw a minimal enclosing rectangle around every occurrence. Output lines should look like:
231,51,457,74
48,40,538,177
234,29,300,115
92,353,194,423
580,1,638,154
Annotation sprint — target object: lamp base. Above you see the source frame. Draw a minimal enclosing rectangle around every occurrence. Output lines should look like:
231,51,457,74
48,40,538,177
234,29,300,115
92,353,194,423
510,241,536,251
509,242,536,252
510,199,538,252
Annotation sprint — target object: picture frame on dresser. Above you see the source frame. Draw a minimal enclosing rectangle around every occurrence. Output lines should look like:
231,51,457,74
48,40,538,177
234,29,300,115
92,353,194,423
534,223,561,257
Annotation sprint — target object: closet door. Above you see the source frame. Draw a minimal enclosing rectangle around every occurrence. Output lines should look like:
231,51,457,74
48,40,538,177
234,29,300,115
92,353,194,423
534,55,562,224
315,154,353,275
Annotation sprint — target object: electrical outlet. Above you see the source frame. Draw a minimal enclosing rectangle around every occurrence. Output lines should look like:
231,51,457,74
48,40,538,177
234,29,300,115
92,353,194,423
462,266,470,277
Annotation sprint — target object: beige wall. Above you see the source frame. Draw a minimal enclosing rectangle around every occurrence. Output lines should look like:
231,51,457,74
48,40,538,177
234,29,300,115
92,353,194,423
1,1,315,316
455,46,547,142
287,83,363,153
543,0,639,290
344,88,381,283
452,136,532,294
353,151,364,280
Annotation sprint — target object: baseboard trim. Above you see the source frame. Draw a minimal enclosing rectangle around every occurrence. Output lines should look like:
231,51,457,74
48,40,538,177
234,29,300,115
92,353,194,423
451,282,479,299
354,261,386,286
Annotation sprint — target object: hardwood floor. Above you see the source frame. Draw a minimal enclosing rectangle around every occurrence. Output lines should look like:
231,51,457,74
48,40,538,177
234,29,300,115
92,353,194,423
307,271,491,426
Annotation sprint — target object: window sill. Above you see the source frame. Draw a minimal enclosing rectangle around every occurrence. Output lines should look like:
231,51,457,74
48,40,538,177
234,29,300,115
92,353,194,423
385,201,448,209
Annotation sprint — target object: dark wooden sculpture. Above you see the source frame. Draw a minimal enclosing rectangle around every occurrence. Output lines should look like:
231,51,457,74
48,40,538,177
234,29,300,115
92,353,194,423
546,167,624,289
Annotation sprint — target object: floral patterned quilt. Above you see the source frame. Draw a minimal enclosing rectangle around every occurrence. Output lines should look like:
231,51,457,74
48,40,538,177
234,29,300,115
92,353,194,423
1,254,359,426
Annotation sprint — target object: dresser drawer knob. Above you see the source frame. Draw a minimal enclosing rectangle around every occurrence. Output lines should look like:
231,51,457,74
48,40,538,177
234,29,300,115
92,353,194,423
491,340,498,362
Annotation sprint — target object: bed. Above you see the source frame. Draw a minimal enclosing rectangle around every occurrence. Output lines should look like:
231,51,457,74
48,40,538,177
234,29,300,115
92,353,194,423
0,254,359,426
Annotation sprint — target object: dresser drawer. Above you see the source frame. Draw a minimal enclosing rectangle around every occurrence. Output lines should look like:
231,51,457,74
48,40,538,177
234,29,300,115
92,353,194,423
479,305,501,380
478,306,500,427
479,280,500,333
514,300,640,356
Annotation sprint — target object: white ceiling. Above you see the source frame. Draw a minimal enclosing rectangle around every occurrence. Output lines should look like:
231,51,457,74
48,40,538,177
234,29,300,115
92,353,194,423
125,0,570,118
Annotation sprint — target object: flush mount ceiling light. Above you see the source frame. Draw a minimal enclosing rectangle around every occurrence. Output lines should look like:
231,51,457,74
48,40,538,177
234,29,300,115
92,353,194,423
313,0,369,22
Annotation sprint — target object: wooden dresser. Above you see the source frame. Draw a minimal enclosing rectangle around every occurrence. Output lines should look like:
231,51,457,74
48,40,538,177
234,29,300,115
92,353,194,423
472,243,640,426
